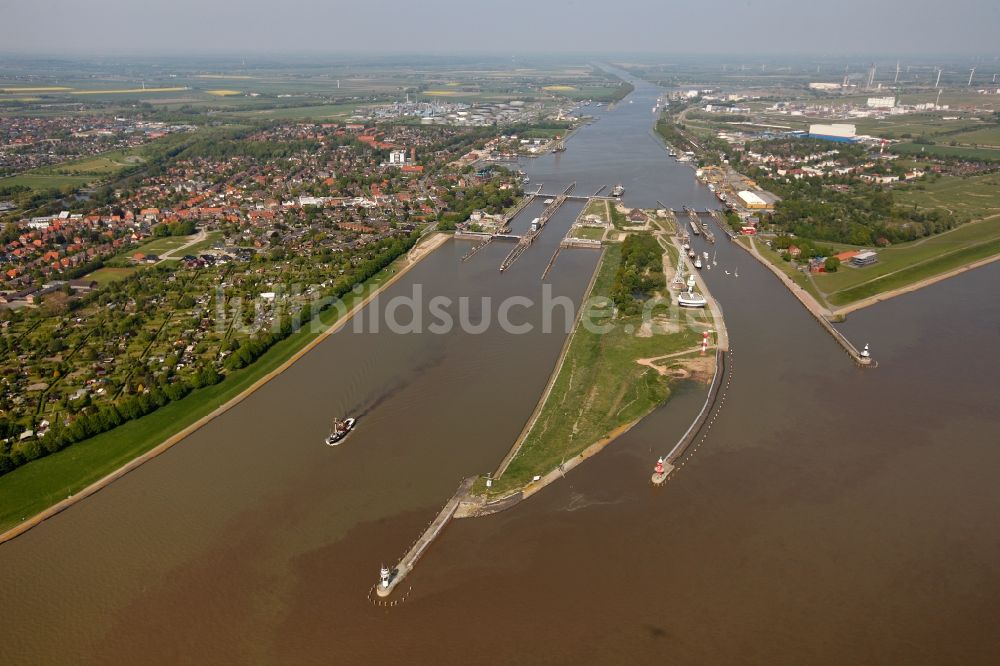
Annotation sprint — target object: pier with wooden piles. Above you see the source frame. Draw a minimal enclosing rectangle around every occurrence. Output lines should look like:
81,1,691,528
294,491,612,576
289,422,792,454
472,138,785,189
376,477,475,598
652,348,731,486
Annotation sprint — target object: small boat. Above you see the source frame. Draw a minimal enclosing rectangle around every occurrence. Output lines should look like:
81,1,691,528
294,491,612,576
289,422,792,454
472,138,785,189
682,242,690,251
694,257,703,269
612,184,625,198
325,417,356,446
688,249,696,258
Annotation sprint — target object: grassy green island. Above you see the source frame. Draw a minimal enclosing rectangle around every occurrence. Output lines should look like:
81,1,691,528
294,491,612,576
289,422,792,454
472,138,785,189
487,235,715,495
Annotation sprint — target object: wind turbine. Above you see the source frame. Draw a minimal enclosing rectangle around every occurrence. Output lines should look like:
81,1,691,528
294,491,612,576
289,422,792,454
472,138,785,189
894,61,900,84
935,67,943,88
968,67,976,86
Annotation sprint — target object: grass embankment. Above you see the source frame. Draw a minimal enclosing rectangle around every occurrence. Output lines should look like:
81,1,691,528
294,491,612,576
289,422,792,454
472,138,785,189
828,232,1000,305
490,243,703,494
749,214,1000,309
0,252,413,533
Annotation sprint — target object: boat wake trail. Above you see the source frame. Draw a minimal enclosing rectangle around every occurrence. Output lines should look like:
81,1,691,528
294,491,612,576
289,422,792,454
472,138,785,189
349,351,447,420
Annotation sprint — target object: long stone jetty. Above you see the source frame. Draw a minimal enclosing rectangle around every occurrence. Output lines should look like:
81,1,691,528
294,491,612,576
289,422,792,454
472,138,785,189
376,477,474,597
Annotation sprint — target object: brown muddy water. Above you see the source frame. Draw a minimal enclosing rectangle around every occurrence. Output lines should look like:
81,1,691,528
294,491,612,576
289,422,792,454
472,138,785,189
1,71,998,666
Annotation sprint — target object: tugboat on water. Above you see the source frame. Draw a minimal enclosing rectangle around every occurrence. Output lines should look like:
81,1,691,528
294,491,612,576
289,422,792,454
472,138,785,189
325,417,356,446
611,183,625,198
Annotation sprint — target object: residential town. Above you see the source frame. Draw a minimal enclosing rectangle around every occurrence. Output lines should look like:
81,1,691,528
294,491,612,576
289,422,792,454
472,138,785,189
0,115,193,176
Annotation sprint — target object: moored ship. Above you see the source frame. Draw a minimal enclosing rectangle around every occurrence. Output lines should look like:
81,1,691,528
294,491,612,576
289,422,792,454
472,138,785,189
611,184,625,198
677,275,707,308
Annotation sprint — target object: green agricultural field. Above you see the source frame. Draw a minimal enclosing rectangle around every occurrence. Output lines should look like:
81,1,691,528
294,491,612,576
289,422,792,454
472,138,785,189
895,172,1000,219
37,151,146,176
0,173,94,191
228,102,363,120
891,142,1000,162
850,115,985,139
948,125,1000,147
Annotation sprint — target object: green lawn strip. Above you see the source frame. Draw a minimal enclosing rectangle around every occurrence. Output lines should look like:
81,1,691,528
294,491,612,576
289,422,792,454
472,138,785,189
82,266,137,286
0,255,404,533
571,226,605,240
490,244,698,494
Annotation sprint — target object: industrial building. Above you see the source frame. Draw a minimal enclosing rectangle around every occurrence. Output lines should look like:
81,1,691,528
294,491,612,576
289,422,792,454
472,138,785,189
737,190,769,210
851,250,879,267
808,123,858,143
867,96,896,109
808,82,842,91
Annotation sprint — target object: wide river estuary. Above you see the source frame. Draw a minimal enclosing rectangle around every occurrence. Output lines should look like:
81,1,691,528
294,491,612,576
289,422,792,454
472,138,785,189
1,71,999,665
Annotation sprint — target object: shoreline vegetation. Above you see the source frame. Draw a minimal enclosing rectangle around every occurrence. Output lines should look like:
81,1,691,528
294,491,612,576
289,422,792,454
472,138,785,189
468,232,720,504
739,216,1000,319
0,232,449,542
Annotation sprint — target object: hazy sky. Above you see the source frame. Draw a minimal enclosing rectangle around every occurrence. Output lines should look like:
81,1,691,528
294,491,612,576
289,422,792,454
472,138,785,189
5,0,999,56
